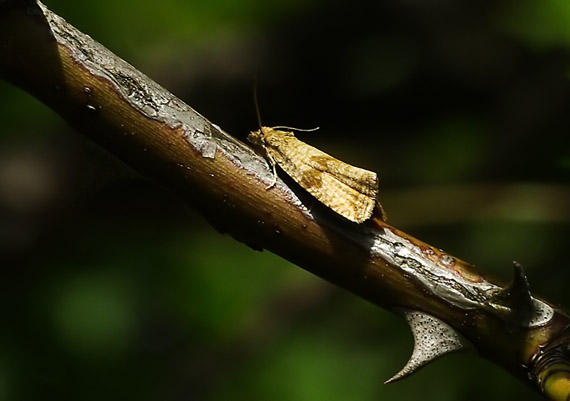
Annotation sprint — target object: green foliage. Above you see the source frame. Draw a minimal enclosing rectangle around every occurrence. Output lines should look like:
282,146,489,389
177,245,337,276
502,0,570,49
1,0,568,399
50,271,137,358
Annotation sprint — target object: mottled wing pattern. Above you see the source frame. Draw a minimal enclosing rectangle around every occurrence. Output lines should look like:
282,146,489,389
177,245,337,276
261,127,378,223
314,171,377,223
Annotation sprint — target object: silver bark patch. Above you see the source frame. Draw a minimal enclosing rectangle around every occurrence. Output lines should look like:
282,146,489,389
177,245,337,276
183,124,217,159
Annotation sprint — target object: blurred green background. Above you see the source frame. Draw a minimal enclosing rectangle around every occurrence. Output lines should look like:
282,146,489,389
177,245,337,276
1,0,570,400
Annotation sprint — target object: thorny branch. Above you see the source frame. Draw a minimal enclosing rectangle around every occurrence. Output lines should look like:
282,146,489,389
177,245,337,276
1,1,569,399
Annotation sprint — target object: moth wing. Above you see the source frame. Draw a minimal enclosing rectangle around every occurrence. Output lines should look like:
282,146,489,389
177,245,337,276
272,141,378,223
315,172,377,223
300,144,378,197
311,155,378,198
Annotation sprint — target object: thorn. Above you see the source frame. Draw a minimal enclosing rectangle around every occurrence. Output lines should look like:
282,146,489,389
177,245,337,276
501,261,532,307
491,261,534,328
487,262,554,328
385,310,472,384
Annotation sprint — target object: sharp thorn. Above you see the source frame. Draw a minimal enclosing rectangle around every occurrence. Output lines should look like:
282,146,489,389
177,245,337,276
385,310,472,384
491,261,534,328
502,261,532,306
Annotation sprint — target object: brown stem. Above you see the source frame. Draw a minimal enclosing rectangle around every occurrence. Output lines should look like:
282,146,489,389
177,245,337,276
1,1,569,399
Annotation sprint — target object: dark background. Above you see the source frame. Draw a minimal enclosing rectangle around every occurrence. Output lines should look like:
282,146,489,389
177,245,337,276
1,0,569,399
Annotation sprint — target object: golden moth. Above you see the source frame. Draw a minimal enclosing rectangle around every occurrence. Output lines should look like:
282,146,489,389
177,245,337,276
248,126,385,223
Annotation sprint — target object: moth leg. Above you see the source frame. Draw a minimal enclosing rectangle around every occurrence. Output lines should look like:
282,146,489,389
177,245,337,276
265,152,278,190
374,199,388,222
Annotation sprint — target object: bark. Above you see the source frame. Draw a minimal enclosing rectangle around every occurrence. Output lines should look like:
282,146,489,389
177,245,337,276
1,1,569,399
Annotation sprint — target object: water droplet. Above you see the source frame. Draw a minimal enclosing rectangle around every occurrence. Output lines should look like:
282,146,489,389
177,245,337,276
273,223,281,235
141,104,157,116
83,86,93,96
440,254,454,266
183,128,216,159
86,104,98,113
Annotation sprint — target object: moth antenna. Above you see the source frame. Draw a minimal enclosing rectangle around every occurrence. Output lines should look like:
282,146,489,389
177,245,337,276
254,79,317,133
253,76,263,129
272,126,320,132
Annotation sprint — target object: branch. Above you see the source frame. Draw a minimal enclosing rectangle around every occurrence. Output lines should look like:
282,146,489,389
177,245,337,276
1,1,569,399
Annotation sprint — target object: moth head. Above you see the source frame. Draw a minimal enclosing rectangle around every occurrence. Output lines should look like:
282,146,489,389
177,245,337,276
247,129,265,147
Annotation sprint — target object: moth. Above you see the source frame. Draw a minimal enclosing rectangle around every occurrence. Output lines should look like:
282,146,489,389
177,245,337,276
248,126,386,223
